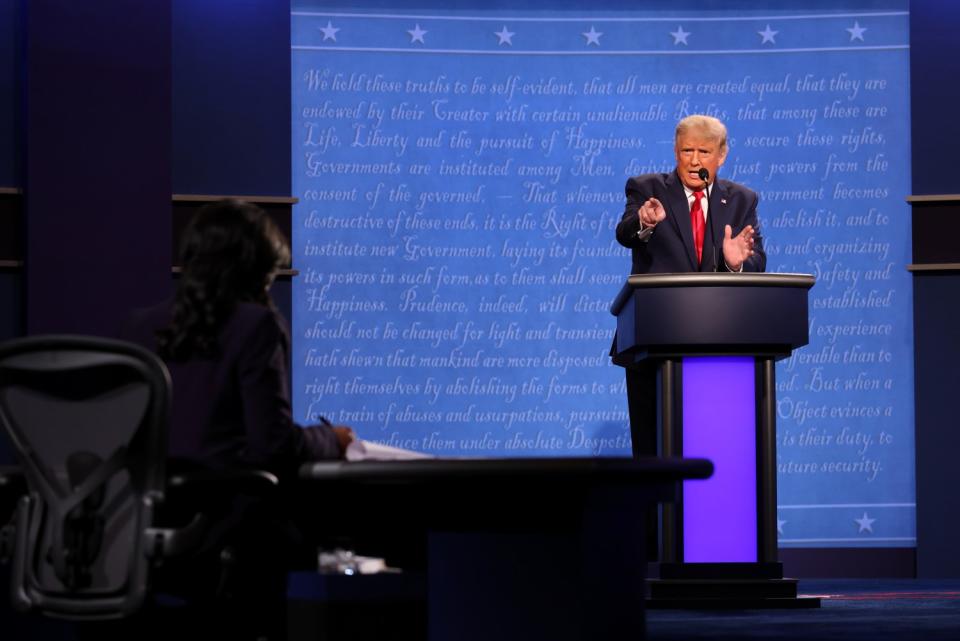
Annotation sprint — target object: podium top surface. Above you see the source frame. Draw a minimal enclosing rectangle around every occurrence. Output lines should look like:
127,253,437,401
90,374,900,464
611,273,815,316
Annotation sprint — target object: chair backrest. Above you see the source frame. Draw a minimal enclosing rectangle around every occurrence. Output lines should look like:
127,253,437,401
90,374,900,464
0,335,170,620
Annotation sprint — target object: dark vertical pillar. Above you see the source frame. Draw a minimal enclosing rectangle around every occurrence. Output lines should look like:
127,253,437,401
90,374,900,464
172,0,291,197
757,358,778,565
913,273,960,577
910,0,960,578
171,0,293,325
0,0,19,187
1,0,24,351
659,359,679,564
23,0,171,336
910,0,960,196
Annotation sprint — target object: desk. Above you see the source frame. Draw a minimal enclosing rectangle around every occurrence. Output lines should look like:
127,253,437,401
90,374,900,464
297,457,711,641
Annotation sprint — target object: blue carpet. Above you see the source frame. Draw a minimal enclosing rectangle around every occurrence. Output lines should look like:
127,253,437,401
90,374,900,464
5,574,960,640
647,580,960,641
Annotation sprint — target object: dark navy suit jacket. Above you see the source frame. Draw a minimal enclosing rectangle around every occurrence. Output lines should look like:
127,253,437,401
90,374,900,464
120,301,341,476
616,170,766,274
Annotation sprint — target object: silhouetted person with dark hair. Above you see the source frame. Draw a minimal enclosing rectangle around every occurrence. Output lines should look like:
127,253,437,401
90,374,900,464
121,198,353,640
122,198,353,475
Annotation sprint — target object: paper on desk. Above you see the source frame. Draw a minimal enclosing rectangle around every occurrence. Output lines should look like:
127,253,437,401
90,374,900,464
317,548,399,574
345,439,434,462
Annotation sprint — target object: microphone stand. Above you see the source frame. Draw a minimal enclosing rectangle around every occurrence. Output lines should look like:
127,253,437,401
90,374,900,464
698,169,719,272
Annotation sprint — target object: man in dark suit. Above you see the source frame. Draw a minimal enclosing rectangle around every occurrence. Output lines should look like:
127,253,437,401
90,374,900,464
614,114,766,459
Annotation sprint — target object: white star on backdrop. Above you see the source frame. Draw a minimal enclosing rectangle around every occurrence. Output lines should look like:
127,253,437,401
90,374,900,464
407,23,428,44
494,26,515,46
846,21,867,42
855,512,876,534
319,21,340,42
582,25,603,46
670,25,690,46
777,518,787,535
758,24,779,44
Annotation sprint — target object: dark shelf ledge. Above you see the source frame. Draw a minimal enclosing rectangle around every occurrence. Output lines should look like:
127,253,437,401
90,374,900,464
171,266,299,278
172,194,298,205
906,194,960,203
907,263,960,272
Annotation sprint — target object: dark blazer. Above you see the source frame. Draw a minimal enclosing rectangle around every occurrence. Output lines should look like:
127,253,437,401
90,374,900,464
120,301,341,475
616,170,766,274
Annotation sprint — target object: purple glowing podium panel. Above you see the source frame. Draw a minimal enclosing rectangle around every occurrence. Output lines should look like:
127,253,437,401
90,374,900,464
682,356,757,563
611,273,814,566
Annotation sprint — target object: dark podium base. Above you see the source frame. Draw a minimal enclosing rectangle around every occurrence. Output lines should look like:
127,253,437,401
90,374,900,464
647,563,821,609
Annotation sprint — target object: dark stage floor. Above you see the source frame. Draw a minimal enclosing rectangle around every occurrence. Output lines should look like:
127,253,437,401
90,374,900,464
647,579,960,641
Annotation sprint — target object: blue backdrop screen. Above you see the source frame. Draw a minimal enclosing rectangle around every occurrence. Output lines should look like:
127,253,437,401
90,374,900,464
291,3,912,548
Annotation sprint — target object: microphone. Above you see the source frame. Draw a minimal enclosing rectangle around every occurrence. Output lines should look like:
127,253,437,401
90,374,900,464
696,168,718,271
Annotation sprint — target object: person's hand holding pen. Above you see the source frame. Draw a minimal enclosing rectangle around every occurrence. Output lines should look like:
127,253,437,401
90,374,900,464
321,416,357,455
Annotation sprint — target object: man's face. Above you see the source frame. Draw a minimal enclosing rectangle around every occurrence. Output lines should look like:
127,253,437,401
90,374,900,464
674,130,727,190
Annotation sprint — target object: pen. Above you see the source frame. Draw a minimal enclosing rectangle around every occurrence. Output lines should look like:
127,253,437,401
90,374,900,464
319,416,333,427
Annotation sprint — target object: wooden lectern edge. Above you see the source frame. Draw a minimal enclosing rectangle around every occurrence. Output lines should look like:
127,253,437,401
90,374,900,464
905,194,960,202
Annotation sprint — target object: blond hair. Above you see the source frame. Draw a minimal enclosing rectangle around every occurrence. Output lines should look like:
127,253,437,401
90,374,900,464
675,115,728,154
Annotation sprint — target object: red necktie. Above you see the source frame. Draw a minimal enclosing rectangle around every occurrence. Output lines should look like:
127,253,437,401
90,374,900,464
690,190,705,264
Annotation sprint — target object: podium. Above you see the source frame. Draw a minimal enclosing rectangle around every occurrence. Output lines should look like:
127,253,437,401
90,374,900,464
611,273,819,608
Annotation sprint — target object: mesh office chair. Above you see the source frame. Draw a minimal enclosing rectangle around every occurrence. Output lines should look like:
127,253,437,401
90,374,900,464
0,335,277,623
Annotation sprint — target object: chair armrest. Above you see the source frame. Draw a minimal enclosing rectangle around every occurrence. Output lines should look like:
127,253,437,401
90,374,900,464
0,465,25,487
166,468,279,499
145,467,280,560
0,465,25,517
0,466,26,564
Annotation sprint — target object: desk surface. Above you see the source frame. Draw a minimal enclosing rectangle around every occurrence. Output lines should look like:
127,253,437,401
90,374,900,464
299,456,712,485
